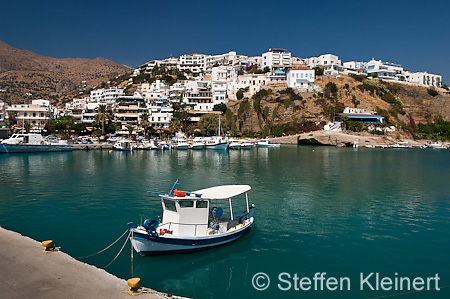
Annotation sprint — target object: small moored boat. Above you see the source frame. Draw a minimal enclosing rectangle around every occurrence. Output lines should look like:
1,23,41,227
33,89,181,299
129,179,255,255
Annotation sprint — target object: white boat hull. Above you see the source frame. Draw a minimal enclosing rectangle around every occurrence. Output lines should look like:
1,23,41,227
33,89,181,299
131,220,253,255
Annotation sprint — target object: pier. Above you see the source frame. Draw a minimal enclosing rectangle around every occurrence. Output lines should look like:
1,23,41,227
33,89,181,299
0,227,159,299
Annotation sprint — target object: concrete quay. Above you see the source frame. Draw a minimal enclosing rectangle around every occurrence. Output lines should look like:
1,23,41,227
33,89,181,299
0,227,162,299
72,143,113,150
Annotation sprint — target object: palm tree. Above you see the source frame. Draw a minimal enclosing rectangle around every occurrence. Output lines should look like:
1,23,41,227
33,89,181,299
169,119,181,135
126,124,134,138
24,121,31,133
97,104,107,135
140,112,150,137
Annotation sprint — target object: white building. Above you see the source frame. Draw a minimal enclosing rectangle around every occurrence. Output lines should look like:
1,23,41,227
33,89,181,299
211,82,227,104
306,54,341,76
147,96,172,128
204,51,238,70
403,71,442,88
287,67,315,89
0,100,6,125
137,80,169,100
262,48,291,70
342,61,368,75
179,53,206,73
6,100,53,132
90,87,124,104
366,59,403,81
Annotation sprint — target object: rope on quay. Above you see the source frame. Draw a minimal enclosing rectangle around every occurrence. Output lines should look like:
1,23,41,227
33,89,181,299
366,285,450,299
78,229,129,259
103,231,131,269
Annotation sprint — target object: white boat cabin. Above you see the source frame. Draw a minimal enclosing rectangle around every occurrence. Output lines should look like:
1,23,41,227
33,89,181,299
1,133,45,145
158,185,251,237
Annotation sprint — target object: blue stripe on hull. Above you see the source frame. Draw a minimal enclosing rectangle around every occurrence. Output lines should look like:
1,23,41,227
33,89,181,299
0,144,73,153
132,225,252,255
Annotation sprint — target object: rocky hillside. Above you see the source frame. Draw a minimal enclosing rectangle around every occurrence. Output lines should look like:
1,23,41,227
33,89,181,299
226,75,450,137
0,40,131,105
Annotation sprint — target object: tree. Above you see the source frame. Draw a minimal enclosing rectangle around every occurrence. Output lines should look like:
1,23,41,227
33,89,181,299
24,121,31,133
169,119,181,135
213,103,227,114
126,124,134,138
236,89,244,100
140,112,150,136
97,104,107,135
198,114,223,136
313,67,324,76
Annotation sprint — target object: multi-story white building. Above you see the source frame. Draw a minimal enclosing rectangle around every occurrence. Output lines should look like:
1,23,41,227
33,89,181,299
147,96,172,129
179,53,206,73
212,82,227,104
287,67,315,89
306,54,341,76
262,48,291,70
0,100,6,125
137,80,169,99
6,100,53,132
366,59,404,81
403,71,442,88
211,66,237,82
204,51,238,70
342,61,368,75
90,87,124,104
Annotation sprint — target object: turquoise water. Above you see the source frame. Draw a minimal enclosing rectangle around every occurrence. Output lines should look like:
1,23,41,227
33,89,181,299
1,147,449,298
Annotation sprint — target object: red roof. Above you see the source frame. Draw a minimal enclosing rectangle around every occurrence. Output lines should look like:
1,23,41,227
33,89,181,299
292,67,312,70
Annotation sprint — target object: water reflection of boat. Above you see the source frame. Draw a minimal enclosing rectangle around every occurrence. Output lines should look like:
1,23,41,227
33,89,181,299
130,179,254,255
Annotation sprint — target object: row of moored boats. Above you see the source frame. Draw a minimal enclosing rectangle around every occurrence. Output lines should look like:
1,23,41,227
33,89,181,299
113,136,280,151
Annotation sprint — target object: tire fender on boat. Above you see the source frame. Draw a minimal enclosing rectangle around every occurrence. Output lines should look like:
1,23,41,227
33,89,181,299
40,141,44,145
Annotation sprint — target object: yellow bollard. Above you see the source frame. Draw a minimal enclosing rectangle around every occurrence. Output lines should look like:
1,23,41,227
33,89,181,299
42,240,54,251
126,277,141,295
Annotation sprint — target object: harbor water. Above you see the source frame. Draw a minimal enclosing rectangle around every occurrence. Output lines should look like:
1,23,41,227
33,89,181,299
0,146,449,298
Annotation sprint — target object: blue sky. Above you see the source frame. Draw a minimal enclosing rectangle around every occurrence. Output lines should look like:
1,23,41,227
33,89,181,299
1,0,449,84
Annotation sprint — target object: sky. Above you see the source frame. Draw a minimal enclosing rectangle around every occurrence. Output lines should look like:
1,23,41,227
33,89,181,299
1,0,449,84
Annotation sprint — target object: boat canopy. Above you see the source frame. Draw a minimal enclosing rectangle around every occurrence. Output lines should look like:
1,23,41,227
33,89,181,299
193,185,251,200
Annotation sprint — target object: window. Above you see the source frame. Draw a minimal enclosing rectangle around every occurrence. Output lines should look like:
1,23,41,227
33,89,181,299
163,199,177,212
33,113,36,117
40,113,44,117
196,201,208,208
179,200,194,208
24,113,27,117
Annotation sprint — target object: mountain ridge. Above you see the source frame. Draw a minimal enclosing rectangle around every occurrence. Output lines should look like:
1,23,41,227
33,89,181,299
0,40,131,105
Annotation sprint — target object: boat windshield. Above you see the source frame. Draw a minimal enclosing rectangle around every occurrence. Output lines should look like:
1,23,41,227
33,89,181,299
163,199,177,212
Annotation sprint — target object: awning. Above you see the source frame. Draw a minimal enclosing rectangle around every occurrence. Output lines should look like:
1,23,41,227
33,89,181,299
193,185,251,199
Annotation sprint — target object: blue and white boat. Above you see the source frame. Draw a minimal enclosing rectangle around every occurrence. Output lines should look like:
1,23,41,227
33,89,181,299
0,133,72,153
129,180,254,255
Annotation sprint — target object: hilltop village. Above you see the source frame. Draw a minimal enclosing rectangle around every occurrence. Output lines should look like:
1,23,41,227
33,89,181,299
1,48,449,141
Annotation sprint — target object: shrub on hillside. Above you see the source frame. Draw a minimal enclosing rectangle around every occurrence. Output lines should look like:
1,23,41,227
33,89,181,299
427,88,438,97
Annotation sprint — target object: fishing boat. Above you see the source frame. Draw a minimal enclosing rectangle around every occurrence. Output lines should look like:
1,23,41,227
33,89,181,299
113,139,135,151
240,139,254,149
228,139,241,150
204,116,229,150
0,133,73,153
189,137,205,150
172,137,189,150
256,138,280,148
129,179,255,255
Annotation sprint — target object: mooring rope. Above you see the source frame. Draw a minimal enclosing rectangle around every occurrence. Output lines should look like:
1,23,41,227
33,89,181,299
78,229,128,259
366,285,450,299
103,231,131,269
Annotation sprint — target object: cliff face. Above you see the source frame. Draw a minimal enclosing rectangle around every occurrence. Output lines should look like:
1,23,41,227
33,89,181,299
0,40,131,105
226,76,450,136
